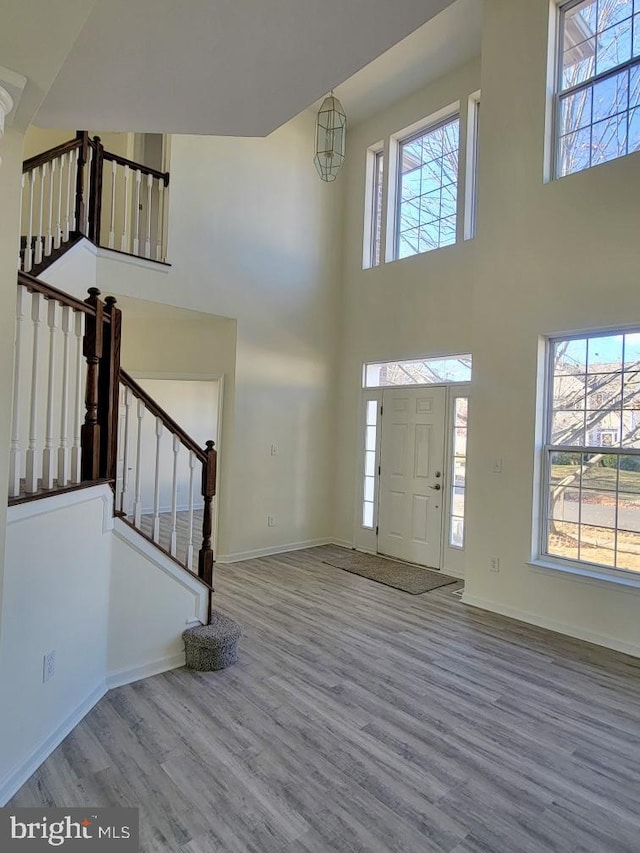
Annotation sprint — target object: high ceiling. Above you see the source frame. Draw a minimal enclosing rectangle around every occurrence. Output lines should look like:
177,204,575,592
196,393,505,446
34,0,467,137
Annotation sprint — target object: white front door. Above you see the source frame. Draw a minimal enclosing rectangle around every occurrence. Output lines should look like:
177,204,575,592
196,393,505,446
377,387,446,567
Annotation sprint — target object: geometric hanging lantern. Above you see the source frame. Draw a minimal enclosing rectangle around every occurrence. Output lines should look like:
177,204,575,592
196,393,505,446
313,92,346,182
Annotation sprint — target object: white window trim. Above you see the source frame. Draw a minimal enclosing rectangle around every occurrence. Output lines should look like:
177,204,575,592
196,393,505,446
386,101,461,264
535,326,640,584
548,0,640,181
363,352,472,389
362,140,385,269
464,91,481,240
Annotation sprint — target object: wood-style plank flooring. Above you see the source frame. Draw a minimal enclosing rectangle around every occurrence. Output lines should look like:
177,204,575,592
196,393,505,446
10,545,640,852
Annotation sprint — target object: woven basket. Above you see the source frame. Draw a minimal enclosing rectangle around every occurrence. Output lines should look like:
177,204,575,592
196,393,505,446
183,611,243,672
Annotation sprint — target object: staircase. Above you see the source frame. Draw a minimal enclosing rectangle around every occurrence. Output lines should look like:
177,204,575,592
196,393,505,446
20,131,169,277
10,136,217,623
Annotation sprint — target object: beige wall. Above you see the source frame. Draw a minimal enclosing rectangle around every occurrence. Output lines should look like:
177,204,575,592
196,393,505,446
80,110,343,560
119,301,236,553
336,0,640,654
464,0,640,652
334,59,480,565
23,126,133,161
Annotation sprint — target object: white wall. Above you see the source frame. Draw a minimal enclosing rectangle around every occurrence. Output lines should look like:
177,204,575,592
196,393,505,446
462,0,640,654
0,485,210,804
108,521,207,684
335,1,640,655
334,58,480,569
0,488,111,804
87,111,343,561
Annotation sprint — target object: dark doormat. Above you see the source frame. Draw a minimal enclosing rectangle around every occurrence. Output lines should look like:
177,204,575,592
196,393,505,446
322,548,458,595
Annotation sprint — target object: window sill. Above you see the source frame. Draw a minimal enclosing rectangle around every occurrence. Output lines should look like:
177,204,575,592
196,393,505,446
528,558,640,591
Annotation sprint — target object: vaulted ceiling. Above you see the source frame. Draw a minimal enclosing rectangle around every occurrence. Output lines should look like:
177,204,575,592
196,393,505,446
32,0,467,136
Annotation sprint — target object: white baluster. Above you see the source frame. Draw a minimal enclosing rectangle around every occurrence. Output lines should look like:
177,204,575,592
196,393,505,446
9,286,27,497
55,155,63,250
36,162,46,265
70,310,84,484
169,435,180,556
186,450,196,569
25,170,35,272
45,158,55,256
121,165,130,253
62,152,71,242
133,169,142,256
68,148,78,238
115,387,127,510
133,399,145,527
108,160,117,248
120,386,132,513
152,416,163,542
145,173,153,259
42,299,59,489
25,292,43,493
156,181,164,262
57,305,72,486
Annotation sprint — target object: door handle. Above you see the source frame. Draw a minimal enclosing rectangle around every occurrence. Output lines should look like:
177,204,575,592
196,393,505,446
430,484,441,491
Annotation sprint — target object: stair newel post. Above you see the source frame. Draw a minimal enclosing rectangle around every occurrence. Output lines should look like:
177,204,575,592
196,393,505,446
198,440,217,587
88,136,104,245
100,296,122,485
74,131,89,237
81,287,104,481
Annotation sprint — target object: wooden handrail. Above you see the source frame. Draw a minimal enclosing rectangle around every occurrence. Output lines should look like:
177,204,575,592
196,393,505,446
22,136,83,173
119,369,206,462
101,149,170,186
11,278,217,618
17,271,105,318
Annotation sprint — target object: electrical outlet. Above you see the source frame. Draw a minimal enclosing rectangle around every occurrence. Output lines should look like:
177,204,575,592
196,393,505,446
267,515,275,527
43,650,56,682
492,458,503,473
270,444,279,456
489,556,500,573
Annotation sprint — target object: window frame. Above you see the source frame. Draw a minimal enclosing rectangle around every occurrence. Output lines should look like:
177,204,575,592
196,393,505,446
393,109,461,261
539,327,640,579
464,92,481,240
553,0,640,179
362,142,385,269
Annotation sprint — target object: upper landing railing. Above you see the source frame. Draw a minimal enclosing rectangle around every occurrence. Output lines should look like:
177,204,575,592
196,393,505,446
20,131,170,275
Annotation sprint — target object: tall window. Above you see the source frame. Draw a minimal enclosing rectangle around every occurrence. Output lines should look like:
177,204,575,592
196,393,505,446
556,0,640,177
450,397,468,548
543,330,640,574
396,115,460,259
370,151,384,267
362,400,379,528
464,94,480,240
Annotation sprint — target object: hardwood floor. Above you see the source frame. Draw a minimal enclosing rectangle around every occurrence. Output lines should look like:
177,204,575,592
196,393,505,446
10,545,640,852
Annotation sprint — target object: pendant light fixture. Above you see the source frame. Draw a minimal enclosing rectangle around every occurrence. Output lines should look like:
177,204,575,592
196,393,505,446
313,92,346,182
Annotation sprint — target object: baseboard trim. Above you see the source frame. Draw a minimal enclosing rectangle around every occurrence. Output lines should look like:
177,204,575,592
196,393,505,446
331,539,354,549
218,537,332,563
462,593,640,658
106,653,185,690
0,682,107,806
